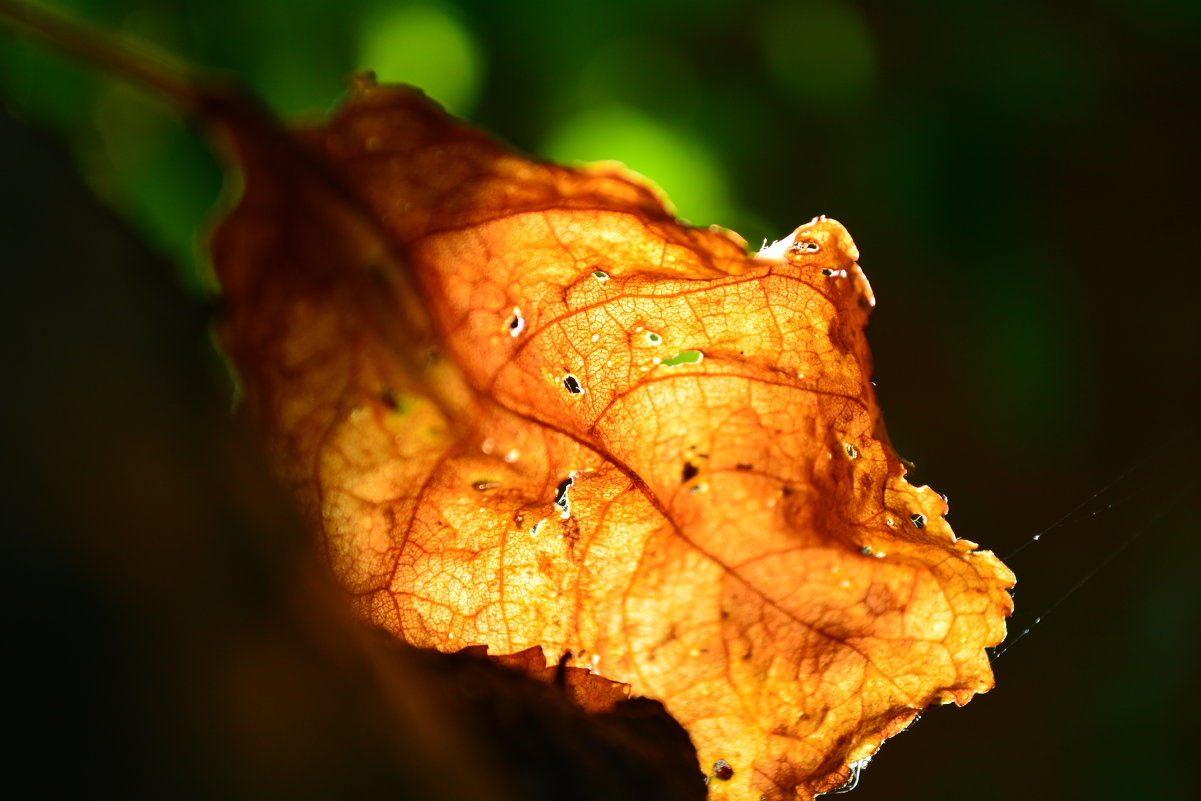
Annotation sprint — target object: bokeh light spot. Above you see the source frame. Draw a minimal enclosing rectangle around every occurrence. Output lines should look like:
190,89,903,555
762,0,876,107
357,3,482,115
575,38,699,121
542,105,732,227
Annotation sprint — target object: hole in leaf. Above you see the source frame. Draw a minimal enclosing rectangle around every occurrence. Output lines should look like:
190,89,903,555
789,240,820,254
681,462,699,483
661,349,704,366
563,374,584,394
645,331,662,345
554,476,574,519
910,513,927,529
844,443,859,459
508,306,525,336
592,270,609,282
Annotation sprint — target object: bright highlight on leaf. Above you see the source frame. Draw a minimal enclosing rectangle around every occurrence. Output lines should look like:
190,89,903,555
205,77,1014,800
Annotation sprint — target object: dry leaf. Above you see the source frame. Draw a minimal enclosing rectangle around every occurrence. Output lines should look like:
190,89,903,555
209,77,1014,799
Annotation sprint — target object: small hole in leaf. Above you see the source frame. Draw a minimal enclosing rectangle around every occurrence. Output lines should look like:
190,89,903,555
682,462,699,483
910,513,927,529
790,240,820,254
472,480,498,491
563,374,584,394
821,268,834,276
844,443,859,459
592,270,610,282
645,331,662,345
508,307,525,336
713,760,734,781
860,545,873,556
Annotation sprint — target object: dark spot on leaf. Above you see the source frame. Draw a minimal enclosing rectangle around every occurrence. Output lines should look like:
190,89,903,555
563,374,583,394
682,462,699,483
379,388,399,410
713,760,734,781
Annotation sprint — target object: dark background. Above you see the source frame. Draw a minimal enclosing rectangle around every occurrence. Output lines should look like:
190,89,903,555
2,1,1199,799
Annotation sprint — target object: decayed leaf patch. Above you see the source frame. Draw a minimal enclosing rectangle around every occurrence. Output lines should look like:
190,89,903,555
210,77,1014,799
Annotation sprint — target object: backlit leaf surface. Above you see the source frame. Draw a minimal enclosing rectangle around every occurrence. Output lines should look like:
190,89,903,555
210,78,1014,799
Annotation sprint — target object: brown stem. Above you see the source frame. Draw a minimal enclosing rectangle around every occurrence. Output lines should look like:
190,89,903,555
0,0,205,116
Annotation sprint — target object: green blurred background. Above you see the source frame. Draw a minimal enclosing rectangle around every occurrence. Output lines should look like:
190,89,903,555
2,1,1199,799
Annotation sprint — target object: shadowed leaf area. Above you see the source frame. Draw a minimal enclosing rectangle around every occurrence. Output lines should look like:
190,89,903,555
208,78,1014,799
0,103,702,801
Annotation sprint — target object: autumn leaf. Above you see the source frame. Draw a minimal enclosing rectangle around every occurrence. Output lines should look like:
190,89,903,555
0,84,707,801
196,74,1016,799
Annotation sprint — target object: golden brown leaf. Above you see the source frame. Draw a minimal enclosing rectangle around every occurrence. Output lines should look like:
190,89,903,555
210,77,1014,799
